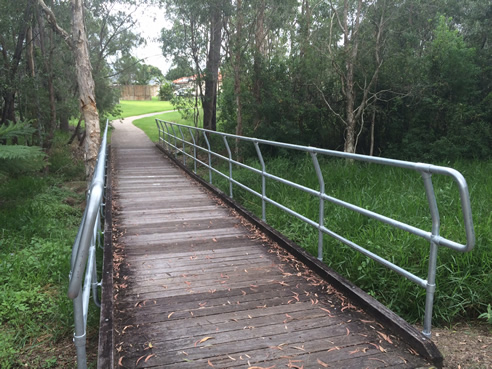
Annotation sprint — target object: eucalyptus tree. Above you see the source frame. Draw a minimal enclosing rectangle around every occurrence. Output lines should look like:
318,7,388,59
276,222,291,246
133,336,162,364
38,0,101,178
161,0,232,130
160,0,209,126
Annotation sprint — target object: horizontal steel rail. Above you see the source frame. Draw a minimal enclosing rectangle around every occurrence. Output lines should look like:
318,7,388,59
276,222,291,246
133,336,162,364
156,119,475,337
69,122,109,369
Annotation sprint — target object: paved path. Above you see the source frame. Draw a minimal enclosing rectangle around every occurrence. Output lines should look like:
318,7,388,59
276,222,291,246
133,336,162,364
109,116,433,368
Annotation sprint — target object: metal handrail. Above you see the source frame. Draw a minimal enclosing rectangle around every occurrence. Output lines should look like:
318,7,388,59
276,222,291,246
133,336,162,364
156,119,475,337
69,121,109,369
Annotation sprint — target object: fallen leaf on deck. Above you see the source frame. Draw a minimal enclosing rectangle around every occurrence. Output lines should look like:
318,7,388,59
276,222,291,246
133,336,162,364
377,331,393,344
208,359,215,367
118,357,124,366
317,358,329,367
168,312,174,318
369,357,386,364
195,336,214,346
144,354,155,362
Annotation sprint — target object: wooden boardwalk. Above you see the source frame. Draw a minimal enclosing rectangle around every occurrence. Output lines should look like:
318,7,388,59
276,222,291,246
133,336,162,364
105,117,438,368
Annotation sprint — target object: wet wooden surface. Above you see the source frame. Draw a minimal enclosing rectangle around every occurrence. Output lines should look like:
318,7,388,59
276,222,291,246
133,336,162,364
111,121,432,368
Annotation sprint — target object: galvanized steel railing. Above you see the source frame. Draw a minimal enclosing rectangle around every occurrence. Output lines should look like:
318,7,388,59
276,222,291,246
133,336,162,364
68,122,109,369
156,119,475,337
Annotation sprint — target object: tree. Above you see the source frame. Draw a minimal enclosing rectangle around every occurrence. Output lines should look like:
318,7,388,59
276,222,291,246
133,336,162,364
322,0,386,154
161,0,231,131
165,56,194,81
0,0,33,125
38,0,101,178
114,54,164,85
202,0,223,131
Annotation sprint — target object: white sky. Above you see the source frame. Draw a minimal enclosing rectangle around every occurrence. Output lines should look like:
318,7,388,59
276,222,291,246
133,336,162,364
121,3,172,74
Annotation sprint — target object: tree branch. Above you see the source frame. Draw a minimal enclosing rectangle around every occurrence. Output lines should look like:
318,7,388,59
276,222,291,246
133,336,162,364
37,0,73,50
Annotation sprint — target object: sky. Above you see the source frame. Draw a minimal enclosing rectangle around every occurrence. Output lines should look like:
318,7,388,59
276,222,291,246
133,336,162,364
128,4,172,74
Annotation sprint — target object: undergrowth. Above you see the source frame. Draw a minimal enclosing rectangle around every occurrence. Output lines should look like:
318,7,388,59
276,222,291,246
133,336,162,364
0,131,92,368
183,147,491,327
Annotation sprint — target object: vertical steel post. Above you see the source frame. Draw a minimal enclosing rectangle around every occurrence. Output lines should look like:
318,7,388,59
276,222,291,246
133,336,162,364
159,121,167,150
311,152,325,261
223,136,233,198
164,121,172,152
254,142,267,221
188,127,197,173
178,126,186,166
156,120,161,143
421,171,440,338
73,293,87,369
202,131,213,184
170,124,178,158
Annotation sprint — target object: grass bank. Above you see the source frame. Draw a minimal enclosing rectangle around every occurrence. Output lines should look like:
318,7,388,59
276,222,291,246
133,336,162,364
0,132,96,368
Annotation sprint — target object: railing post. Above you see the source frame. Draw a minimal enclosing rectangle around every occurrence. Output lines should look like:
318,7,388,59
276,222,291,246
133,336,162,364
156,119,162,144
311,152,325,261
170,124,178,158
178,125,186,166
223,136,233,198
73,292,87,369
188,127,197,173
164,121,172,152
420,171,440,338
253,142,267,222
159,120,167,151
202,131,213,184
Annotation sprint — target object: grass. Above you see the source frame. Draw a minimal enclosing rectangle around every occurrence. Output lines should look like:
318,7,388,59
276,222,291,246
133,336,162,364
0,132,92,368
146,126,492,327
133,109,203,142
109,98,174,119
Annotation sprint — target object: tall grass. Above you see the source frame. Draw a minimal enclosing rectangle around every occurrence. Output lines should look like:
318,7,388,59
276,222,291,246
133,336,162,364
167,139,492,326
0,132,91,368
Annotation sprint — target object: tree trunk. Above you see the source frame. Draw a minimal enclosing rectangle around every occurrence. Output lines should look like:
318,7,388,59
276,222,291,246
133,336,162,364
234,0,243,157
36,6,57,140
1,0,33,125
252,0,266,131
203,3,222,131
38,0,100,179
71,0,100,178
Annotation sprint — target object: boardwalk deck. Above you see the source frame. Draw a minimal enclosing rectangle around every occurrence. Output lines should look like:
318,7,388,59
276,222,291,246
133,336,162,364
105,117,439,368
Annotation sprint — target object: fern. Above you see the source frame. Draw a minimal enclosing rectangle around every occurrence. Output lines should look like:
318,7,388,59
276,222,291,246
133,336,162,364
0,145,44,161
0,121,45,177
0,121,36,141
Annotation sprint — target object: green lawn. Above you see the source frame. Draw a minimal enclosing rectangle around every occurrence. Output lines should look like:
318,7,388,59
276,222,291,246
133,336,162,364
133,110,202,142
110,99,174,119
